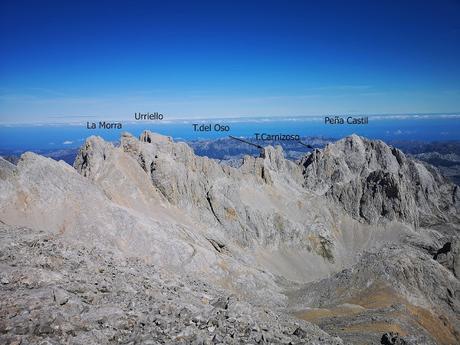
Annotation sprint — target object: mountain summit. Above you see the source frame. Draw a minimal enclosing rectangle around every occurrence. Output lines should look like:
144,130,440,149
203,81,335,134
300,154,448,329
301,134,460,226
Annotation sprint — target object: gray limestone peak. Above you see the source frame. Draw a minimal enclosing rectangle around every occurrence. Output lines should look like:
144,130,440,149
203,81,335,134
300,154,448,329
300,134,460,226
73,135,114,178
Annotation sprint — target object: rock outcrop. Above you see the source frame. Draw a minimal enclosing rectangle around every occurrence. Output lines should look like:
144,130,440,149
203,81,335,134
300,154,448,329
300,134,460,226
289,243,460,344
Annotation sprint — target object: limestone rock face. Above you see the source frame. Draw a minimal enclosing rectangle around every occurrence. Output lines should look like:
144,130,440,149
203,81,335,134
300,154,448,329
0,152,198,268
97,131,325,252
300,134,460,226
0,157,16,179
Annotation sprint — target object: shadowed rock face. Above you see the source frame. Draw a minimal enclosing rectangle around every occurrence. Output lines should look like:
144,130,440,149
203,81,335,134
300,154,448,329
434,239,460,278
300,134,460,226
1,132,459,344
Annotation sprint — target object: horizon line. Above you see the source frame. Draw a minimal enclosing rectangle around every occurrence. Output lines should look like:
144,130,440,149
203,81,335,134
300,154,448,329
1,112,460,126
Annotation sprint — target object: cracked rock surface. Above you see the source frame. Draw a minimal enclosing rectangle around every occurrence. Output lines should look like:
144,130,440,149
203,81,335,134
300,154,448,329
0,225,341,345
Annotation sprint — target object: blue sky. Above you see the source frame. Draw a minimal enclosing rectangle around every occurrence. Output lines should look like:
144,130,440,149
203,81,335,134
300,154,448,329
0,0,460,123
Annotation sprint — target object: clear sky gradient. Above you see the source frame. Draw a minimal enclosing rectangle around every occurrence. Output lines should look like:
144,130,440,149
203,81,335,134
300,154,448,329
1,0,459,123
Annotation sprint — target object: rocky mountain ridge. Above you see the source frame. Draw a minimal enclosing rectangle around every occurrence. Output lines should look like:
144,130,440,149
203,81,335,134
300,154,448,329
1,131,459,344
